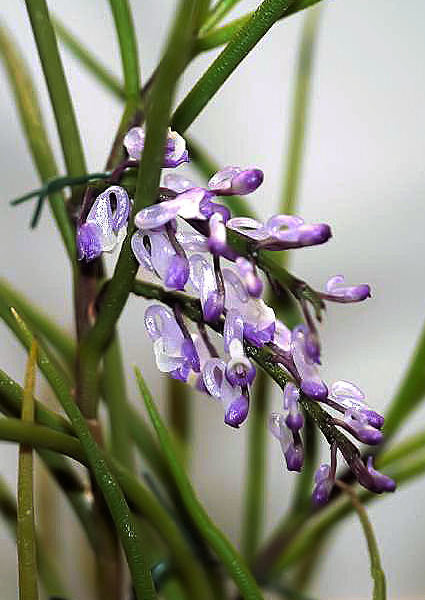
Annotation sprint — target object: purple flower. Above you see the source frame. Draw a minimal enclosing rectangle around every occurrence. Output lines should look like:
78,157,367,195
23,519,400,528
224,309,256,386
291,325,328,401
132,230,189,291
340,410,383,445
124,126,189,168
283,383,304,433
312,464,334,506
328,380,384,430
234,257,263,298
226,214,332,251
208,167,264,196
365,457,396,493
322,275,371,303
144,304,199,381
269,411,304,472
202,358,249,428
223,267,275,346
189,254,224,321
134,188,208,230
77,186,131,261
208,212,228,255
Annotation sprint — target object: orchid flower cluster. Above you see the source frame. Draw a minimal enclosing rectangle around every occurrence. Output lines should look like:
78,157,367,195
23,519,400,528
76,126,395,505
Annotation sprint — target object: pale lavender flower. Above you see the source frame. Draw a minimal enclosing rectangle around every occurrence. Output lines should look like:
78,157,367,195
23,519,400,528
202,358,249,428
312,464,334,506
291,325,328,400
321,275,371,303
223,309,256,386
340,410,383,445
189,254,224,321
124,126,189,167
328,380,384,430
208,166,264,196
77,186,131,261
144,304,199,381
223,267,275,346
208,212,228,255
234,257,263,298
134,188,208,230
283,383,304,433
269,410,304,472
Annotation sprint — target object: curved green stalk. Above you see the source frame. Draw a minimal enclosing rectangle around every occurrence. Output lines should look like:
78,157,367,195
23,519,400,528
18,340,39,600
0,22,74,258
336,482,386,600
0,278,75,368
53,16,124,100
108,0,141,100
172,0,295,133
24,0,86,178
196,13,249,52
134,367,264,600
12,311,156,600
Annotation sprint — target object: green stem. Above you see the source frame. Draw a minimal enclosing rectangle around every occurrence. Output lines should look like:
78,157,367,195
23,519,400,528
336,482,386,600
12,312,156,600
167,378,191,461
53,16,124,99
196,13,249,52
24,0,86,178
135,367,264,600
0,277,75,368
78,0,199,415
108,0,141,100
383,321,425,439
17,340,39,600
172,0,296,133
0,22,74,258
280,5,321,221
241,372,269,563
103,334,134,470
0,475,68,598
200,0,244,34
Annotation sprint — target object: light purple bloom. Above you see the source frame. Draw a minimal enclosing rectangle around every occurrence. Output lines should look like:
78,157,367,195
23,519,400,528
124,126,189,168
340,410,383,445
234,257,263,298
208,167,264,196
208,212,228,255
312,464,334,506
202,358,249,428
132,230,189,290
328,380,384,430
283,383,304,433
322,275,371,303
144,304,199,381
189,254,223,321
223,309,256,386
134,188,207,230
269,411,304,472
223,267,275,346
291,325,328,400
364,457,396,493
77,186,131,261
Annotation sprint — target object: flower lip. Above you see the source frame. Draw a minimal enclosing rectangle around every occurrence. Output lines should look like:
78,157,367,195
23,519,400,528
224,395,249,428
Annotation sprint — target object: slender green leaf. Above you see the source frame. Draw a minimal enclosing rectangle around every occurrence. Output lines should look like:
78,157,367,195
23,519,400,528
24,0,86,178
18,339,39,600
336,482,386,600
196,13,249,52
134,366,265,600
53,16,124,99
200,0,244,34
108,0,141,99
0,23,74,257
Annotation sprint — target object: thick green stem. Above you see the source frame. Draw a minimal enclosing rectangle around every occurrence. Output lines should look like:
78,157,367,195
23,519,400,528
0,22,74,258
172,0,296,133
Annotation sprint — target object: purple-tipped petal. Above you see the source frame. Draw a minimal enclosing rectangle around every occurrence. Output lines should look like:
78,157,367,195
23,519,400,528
224,395,249,428
226,359,256,387
284,443,304,472
77,222,102,261
366,457,396,493
165,255,190,290
285,412,304,433
181,337,200,373
325,275,371,303
123,126,145,160
300,379,329,401
208,167,264,196
226,217,269,241
235,257,263,298
208,212,227,254
204,291,224,322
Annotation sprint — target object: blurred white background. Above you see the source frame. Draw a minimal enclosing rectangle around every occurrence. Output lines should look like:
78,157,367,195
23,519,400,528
1,0,425,598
